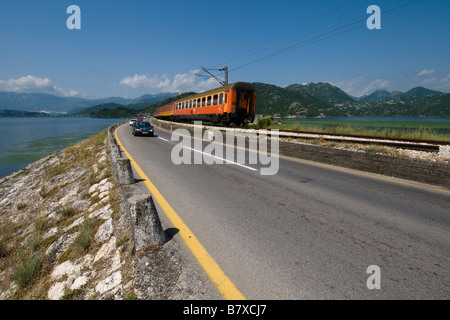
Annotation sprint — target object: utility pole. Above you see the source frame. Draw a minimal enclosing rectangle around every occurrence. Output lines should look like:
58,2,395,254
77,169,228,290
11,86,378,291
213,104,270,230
200,66,229,86
220,66,228,85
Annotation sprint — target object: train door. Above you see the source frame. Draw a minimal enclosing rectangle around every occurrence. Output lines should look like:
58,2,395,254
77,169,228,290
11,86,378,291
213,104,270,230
238,91,250,113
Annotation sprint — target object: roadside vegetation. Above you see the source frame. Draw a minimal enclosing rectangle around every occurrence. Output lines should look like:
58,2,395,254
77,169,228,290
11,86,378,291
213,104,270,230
251,117,450,142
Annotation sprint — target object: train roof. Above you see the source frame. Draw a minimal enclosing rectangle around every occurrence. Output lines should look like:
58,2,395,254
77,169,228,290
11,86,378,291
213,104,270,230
172,82,255,104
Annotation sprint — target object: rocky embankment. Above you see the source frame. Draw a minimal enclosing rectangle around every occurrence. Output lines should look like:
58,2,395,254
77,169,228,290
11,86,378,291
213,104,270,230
0,127,217,300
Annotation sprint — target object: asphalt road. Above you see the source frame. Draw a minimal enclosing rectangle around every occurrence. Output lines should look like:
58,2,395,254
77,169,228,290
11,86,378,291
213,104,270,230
117,124,450,299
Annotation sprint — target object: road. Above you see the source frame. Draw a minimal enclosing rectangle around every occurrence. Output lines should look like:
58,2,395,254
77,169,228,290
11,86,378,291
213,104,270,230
117,123,450,299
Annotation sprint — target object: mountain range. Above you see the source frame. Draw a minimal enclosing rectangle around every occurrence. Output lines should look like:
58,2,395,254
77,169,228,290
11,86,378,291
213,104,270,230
0,83,448,118
0,92,176,115
252,83,449,117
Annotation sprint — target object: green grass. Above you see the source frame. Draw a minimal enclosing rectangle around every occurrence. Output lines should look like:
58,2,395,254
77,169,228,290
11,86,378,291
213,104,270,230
58,205,77,219
274,119,450,141
12,253,43,288
72,218,98,254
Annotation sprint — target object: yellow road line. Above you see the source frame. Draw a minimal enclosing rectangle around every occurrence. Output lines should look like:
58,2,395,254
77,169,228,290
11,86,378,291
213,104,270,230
114,124,245,300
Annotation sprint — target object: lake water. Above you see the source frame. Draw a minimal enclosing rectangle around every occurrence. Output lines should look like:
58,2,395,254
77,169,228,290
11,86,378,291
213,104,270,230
0,117,124,178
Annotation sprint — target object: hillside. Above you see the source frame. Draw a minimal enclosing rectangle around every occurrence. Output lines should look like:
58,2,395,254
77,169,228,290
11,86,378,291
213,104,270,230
90,107,138,118
252,82,346,117
78,92,196,119
286,82,356,105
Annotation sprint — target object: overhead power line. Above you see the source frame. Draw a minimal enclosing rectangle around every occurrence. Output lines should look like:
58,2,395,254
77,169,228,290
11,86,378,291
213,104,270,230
210,0,443,75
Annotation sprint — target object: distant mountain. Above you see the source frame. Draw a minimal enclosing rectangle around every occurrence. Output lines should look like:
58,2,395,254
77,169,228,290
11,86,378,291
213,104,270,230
87,82,450,117
76,103,130,116
286,82,355,104
358,89,396,102
358,87,444,103
0,92,90,114
257,83,448,117
89,107,137,119
1,84,448,119
82,92,196,118
0,109,51,117
252,82,346,117
0,91,177,115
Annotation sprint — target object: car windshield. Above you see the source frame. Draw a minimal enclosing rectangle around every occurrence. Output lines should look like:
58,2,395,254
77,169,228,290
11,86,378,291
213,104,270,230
137,122,151,127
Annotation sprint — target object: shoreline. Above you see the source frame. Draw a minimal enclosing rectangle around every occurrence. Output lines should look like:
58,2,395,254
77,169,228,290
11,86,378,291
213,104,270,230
0,126,219,300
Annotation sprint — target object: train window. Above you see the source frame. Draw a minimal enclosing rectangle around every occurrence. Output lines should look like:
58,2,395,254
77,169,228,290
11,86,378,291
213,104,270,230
207,96,212,106
197,98,201,107
193,100,196,108
213,94,218,105
202,97,206,107
175,103,178,110
225,93,228,103
189,100,192,108
183,101,185,109
219,93,223,104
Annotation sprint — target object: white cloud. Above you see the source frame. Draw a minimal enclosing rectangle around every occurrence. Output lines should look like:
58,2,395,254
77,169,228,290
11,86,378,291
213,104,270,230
417,69,436,77
330,76,365,96
119,70,218,93
411,70,450,92
330,76,390,97
359,79,390,96
119,74,171,89
0,75,79,97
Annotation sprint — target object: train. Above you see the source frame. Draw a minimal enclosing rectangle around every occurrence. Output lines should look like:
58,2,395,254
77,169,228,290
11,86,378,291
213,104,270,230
153,82,256,126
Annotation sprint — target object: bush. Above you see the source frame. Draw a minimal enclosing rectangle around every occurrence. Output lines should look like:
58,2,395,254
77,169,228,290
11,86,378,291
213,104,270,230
256,117,273,128
12,253,43,288
72,218,97,254
58,205,77,219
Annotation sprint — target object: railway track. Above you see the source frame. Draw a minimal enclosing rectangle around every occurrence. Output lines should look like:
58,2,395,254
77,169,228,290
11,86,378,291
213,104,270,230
151,118,449,153
237,127,448,153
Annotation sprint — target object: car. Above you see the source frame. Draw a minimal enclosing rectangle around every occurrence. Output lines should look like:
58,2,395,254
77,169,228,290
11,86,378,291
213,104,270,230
129,119,136,126
132,121,154,136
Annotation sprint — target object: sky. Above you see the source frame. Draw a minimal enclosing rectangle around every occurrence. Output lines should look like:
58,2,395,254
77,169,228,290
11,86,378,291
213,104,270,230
1,0,450,99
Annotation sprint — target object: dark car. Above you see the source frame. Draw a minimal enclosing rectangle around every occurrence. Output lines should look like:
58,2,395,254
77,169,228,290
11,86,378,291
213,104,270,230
132,121,154,136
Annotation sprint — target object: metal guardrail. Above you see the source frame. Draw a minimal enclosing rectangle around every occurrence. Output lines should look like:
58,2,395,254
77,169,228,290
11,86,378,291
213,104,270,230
151,118,446,153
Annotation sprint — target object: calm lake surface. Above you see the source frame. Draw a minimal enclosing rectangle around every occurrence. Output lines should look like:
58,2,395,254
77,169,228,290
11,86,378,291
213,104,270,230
0,117,124,178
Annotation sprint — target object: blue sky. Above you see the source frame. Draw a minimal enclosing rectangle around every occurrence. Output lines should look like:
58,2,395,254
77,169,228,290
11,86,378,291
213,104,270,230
1,0,449,99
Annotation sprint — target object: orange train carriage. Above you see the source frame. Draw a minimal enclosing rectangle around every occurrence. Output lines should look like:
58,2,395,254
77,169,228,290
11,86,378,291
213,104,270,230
153,82,256,126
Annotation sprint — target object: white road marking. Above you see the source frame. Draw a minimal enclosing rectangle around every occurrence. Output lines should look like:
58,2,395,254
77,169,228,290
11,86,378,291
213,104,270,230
184,145,258,171
157,134,258,172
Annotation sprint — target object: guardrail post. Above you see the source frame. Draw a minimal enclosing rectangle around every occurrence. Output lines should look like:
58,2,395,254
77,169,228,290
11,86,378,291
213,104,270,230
116,158,135,185
128,194,166,251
